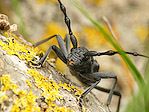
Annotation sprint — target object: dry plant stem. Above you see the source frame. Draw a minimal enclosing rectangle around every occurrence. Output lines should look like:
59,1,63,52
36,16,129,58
102,16,121,47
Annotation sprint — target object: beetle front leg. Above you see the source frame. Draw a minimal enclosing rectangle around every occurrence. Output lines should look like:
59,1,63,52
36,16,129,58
32,35,57,47
64,34,70,52
33,35,68,57
30,45,67,68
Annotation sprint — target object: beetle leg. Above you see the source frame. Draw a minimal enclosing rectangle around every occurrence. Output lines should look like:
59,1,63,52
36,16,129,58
64,34,70,52
33,35,68,57
31,45,67,67
85,82,121,112
33,35,57,47
79,72,118,112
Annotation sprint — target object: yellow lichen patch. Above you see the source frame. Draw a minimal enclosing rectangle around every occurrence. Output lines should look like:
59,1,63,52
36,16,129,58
3,32,10,37
10,33,24,43
27,68,73,111
27,68,60,99
1,75,18,92
71,85,83,97
0,73,74,111
0,75,40,111
0,32,41,62
59,81,83,97
11,90,40,112
0,94,8,103
47,104,75,112
26,80,32,87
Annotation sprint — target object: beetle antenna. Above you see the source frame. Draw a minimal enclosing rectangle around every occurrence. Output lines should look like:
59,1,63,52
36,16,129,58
85,50,149,58
58,0,77,48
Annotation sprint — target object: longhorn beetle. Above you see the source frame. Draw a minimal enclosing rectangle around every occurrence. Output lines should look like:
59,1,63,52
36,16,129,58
30,0,149,111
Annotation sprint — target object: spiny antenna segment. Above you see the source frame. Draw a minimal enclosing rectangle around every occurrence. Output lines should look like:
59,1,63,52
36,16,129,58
58,0,77,48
